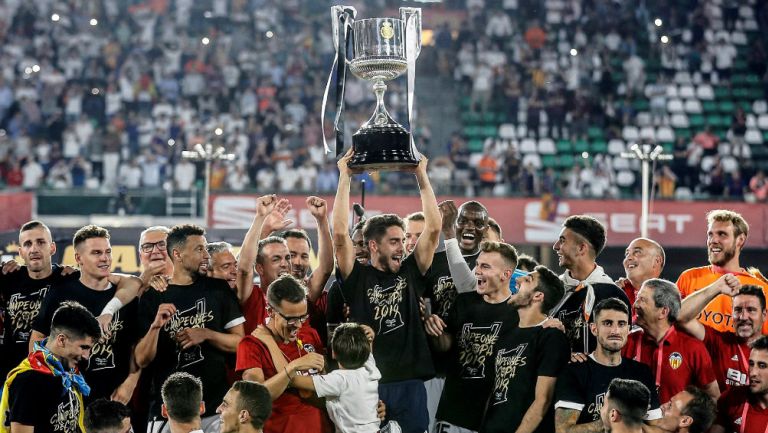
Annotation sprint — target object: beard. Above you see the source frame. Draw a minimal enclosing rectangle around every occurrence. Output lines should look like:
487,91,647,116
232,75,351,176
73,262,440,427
708,245,737,266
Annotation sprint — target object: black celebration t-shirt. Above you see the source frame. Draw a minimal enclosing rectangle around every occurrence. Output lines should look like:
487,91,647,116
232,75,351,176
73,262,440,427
0,265,79,378
551,283,630,354
138,276,244,418
424,250,480,376
555,356,661,424
341,254,434,383
481,326,570,433
436,291,519,430
8,370,83,433
32,278,139,402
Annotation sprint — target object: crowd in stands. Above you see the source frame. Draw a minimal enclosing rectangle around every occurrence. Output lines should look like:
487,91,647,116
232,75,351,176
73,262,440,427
1,0,768,203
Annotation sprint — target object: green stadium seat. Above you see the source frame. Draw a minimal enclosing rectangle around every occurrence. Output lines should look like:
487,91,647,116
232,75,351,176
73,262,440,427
541,155,557,168
556,140,572,153
702,101,717,113
468,139,484,152
587,127,604,139
714,87,731,99
718,101,735,113
558,154,575,168
590,141,608,153
689,114,705,128
573,140,589,153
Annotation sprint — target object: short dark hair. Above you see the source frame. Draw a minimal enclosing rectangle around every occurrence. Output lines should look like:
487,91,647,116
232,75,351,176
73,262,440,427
267,274,307,306
84,399,131,433
161,372,203,423
256,236,288,265
458,200,489,216
231,381,272,429
533,265,565,312
405,212,425,222
487,218,502,238
362,214,405,244
279,229,311,249
479,241,518,268
331,323,371,369
563,215,607,257
606,379,650,427
167,224,205,255
751,335,768,352
351,220,366,236
682,386,716,433
20,220,51,236
50,301,101,341
516,254,539,272
73,225,110,249
736,285,767,311
592,298,630,323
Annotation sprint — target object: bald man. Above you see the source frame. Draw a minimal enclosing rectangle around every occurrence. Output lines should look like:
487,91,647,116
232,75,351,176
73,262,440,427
620,238,665,309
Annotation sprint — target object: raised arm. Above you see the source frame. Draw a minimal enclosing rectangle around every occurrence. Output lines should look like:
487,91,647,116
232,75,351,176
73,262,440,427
306,196,333,302
439,200,476,294
678,274,740,340
412,157,440,275
332,150,355,279
236,195,289,305
134,303,176,368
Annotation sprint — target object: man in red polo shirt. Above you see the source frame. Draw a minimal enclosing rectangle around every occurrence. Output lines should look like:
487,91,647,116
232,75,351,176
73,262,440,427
711,336,768,433
623,278,719,404
678,277,766,393
619,237,665,309
236,274,330,433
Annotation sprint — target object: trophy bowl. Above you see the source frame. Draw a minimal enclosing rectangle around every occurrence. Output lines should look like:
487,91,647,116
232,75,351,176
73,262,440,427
330,8,422,172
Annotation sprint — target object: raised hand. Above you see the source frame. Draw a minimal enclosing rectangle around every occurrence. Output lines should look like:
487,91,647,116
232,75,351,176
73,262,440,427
255,194,278,218
337,148,354,177
438,200,458,238
306,196,328,220
424,314,447,337
263,198,293,234
151,303,177,330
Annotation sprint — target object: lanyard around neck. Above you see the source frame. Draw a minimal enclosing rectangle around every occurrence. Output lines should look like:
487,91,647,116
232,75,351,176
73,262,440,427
634,326,675,388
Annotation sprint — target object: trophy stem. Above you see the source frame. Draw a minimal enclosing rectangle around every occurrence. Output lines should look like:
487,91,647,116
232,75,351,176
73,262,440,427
371,79,391,126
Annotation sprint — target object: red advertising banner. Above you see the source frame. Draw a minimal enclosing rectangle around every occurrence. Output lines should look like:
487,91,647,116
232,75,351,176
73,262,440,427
210,194,768,248
0,192,33,231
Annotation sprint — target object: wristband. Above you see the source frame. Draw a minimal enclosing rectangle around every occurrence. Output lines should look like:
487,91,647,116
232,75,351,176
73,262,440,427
100,298,124,316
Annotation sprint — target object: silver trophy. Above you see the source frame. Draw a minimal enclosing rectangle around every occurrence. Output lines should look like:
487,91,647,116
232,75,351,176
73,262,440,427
325,6,422,171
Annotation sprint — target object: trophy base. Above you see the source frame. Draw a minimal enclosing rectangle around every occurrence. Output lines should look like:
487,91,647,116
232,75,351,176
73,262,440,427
350,125,418,172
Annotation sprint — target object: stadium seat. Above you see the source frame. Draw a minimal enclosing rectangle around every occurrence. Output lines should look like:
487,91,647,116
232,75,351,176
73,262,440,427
731,31,747,45
721,156,738,173
498,124,516,139
670,113,690,128
666,85,679,98
667,99,684,113
622,126,639,141
517,124,528,138
753,100,767,114
640,126,656,141
556,140,572,153
657,126,674,142
616,170,635,187
718,143,732,156
758,114,768,130
608,139,626,155
538,138,556,154
522,153,541,169
674,71,693,85
520,138,537,154
635,112,652,127
696,84,714,100
675,187,693,201
684,99,703,113
747,114,757,128
679,85,695,99
746,129,762,144
701,155,717,172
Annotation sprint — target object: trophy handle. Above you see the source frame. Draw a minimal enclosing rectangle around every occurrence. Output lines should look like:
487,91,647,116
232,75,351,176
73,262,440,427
322,5,357,156
400,7,421,60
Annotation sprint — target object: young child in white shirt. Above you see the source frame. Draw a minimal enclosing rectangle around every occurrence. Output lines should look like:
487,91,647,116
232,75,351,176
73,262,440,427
292,323,382,433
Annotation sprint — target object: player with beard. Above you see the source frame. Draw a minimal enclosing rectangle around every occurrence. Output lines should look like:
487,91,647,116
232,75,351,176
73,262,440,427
555,298,661,433
622,279,719,403
332,149,440,433
135,224,245,433
619,238,665,310
235,275,329,433
598,379,651,433
644,387,715,433
0,221,80,381
678,279,766,392
676,210,768,334
480,265,569,433
30,225,144,404
425,241,521,432
551,215,630,356
711,336,768,433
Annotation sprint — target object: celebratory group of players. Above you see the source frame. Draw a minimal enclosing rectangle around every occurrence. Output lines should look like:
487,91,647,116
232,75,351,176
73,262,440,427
2,152,768,433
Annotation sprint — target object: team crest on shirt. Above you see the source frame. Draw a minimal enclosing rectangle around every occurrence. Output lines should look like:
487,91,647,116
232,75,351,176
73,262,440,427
668,352,683,370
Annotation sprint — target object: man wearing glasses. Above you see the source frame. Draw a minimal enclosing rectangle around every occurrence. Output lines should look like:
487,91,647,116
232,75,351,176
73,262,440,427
236,274,329,433
135,224,245,433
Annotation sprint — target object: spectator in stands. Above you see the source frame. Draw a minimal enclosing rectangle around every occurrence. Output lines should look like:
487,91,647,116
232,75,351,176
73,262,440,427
476,149,499,196
749,170,768,202
712,36,737,83
693,126,719,156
